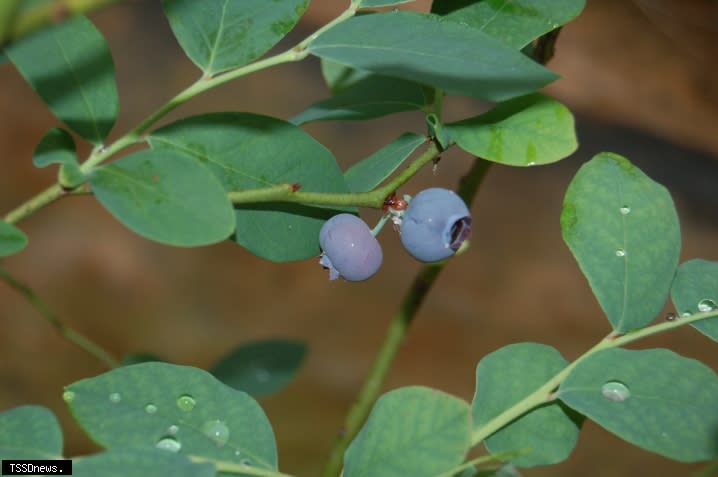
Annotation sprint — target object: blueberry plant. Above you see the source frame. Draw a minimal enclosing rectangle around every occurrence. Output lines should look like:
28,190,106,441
0,0,717,476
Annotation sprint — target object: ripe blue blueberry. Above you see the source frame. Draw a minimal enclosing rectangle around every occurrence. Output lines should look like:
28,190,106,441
400,188,471,262
319,214,383,281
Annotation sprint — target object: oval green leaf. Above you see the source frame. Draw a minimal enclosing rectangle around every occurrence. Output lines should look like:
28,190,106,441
65,362,277,468
33,127,85,187
344,133,426,192
162,0,308,75
73,449,215,477
671,259,718,342
148,112,350,262
0,220,28,257
6,16,118,144
211,340,307,398
0,406,62,460
472,343,581,467
446,93,576,166
308,11,558,102
432,0,586,49
558,348,718,462
89,149,235,247
291,75,433,125
560,153,681,332
344,386,471,477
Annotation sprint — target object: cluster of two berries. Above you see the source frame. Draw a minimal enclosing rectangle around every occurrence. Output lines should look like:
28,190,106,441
319,188,472,281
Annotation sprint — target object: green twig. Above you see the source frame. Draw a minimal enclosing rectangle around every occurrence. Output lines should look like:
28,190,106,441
0,265,119,369
470,309,718,445
319,158,492,477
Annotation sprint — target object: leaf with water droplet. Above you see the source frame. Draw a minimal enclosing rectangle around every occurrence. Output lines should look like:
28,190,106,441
71,448,215,477
561,153,681,332
65,362,277,468
0,406,62,460
210,339,307,397
161,0,309,75
344,386,471,477
432,0,586,49
0,219,28,257
201,420,230,447
176,394,196,412
671,259,718,343
558,348,718,462
445,94,577,167
473,343,582,467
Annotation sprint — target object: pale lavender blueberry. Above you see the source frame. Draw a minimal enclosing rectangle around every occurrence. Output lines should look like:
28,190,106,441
319,214,383,282
400,188,471,262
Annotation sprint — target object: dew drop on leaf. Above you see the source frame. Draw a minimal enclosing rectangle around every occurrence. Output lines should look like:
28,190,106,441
156,436,182,453
601,381,631,402
665,312,677,322
144,403,158,414
240,459,252,467
62,391,75,403
619,206,631,215
109,392,121,403
681,311,692,318
176,394,196,412
615,248,626,257
697,299,717,312
167,424,179,435
201,419,230,447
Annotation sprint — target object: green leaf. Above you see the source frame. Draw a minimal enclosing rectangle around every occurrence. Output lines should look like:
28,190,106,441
671,259,718,342
0,405,62,460
344,386,471,477
211,340,307,398
6,15,118,144
33,127,85,187
308,11,558,102
446,93,576,166
560,153,681,332
148,112,351,262
291,75,433,125
162,0,308,75
432,0,586,49
355,0,415,8
472,343,581,467
0,219,28,257
344,133,426,192
321,59,372,93
65,362,277,468
73,449,216,477
558,348,718,462
89,149,235,247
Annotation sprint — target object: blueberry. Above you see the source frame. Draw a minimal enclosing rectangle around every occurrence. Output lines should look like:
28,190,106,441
319,213,383,281
400,188,471,262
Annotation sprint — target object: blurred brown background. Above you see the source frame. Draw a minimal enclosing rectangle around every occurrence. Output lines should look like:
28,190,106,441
1,0,717,476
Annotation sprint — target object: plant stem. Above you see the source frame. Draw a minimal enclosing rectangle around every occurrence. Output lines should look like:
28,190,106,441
470,309,718,445
319,158,492,477
0,265,119,369
3,183,65,225
189,455,295,477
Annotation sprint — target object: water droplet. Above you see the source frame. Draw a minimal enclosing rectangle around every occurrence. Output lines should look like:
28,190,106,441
144,404,158,414
619,206,630,215
201,419,230,447
681,311,692,318
665,312,677,322
234,450,241,457
109,392,121,404
697,299,716,312
167,425,179,435
62,391,75,403
240,459,252,467
176,394,196,412
527,161,537,166
155,436,181,453
601,381,631,401
255,368,270,383
615,249,626,257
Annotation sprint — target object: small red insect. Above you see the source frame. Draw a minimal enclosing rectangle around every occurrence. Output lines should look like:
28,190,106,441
382,193,408,213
